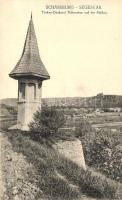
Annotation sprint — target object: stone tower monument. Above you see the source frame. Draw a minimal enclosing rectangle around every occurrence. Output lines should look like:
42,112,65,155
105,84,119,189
9,14,50,130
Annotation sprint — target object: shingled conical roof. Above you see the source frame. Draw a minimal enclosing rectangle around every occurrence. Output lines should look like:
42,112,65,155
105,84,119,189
9,14,50,80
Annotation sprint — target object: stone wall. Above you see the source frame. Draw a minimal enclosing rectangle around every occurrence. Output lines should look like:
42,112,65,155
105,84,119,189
52,139,86,169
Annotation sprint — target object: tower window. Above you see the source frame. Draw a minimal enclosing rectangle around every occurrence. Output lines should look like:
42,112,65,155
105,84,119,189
28,83,36,100
19,83,25,99
38,82,42,99
38,82,42,89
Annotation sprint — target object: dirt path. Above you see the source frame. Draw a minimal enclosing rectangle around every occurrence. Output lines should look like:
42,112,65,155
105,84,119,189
0,132,41,200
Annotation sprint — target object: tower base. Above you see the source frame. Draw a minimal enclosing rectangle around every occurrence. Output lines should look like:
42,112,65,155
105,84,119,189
8,124,29,131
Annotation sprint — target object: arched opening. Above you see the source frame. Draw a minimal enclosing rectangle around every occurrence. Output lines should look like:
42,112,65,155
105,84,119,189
19,82,25,99
38,82,42,100
28,83,36,100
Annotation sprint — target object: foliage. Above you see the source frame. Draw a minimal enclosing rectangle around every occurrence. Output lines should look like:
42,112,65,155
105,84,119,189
87,130,122,183
29,106,65,140
78,123,122,183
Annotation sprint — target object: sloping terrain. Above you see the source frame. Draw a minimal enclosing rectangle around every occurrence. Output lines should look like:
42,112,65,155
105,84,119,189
0,129,121,200
0,131,95,200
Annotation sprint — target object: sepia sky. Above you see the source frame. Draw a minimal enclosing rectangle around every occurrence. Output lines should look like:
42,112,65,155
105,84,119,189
0,0,122,98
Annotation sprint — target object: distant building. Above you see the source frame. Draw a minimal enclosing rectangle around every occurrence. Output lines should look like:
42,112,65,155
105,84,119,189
9,14,50,130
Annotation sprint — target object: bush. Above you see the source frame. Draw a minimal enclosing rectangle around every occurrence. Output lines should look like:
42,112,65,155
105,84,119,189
29,106,65,140
75,117,122,183
81,128,122,183
91,130,121,182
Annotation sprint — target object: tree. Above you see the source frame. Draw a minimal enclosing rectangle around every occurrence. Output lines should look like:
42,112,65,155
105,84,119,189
29,106,65,139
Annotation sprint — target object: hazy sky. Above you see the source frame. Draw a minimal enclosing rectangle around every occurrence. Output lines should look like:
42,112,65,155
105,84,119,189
0,0,122,98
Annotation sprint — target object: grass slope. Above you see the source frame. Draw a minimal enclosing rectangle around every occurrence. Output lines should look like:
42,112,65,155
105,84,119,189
5,130,122,200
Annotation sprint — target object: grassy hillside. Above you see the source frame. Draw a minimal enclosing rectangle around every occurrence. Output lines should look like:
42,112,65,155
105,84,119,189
5,130,122,200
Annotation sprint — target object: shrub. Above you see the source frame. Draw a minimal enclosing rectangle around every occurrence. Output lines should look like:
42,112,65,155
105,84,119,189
81,128,122,183
75,117,122,183
29,106,65,140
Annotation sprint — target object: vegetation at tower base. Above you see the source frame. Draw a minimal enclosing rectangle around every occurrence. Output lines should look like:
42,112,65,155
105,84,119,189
29,106,66,140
